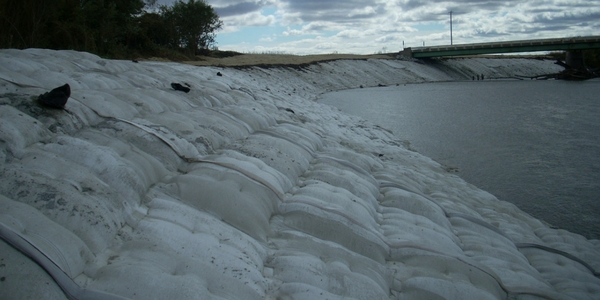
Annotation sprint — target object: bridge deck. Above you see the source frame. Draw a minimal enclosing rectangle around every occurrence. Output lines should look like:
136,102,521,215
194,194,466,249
403,36,600,58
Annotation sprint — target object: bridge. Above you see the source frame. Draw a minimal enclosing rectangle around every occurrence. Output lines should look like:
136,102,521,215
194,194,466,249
400,36,600,69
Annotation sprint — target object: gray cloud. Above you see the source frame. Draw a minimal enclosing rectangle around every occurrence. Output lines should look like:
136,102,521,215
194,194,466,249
157,0,273,17
156,0,600,54
279,0,384,21
215,2,264,17
281,0,379,11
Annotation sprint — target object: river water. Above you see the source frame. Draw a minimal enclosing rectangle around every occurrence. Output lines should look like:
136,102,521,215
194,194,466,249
320,79,600,240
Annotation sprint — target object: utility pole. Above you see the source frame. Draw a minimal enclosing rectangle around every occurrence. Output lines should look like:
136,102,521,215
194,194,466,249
450,10,453,45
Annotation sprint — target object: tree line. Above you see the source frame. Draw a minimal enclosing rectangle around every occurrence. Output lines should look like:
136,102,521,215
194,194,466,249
0,0,224,59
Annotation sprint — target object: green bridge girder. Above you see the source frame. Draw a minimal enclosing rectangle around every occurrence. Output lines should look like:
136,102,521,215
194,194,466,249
401,36,600,58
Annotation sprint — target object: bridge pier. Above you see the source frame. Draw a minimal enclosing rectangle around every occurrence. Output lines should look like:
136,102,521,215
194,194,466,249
565,50,586,70
400,48,412,58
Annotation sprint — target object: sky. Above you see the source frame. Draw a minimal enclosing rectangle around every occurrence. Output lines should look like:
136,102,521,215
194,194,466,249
156,0,600,55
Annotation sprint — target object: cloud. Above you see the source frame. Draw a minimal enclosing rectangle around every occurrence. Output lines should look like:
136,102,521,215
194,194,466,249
278,0,384,22
347,6,377,18
335,30,363,39
282,21,342,36
259,36,276,42
375,35,400,43
218,10,276,34
282,28,303,36
223,11,276,27
314,42,338,50
215,2,264,17
201,0,600,54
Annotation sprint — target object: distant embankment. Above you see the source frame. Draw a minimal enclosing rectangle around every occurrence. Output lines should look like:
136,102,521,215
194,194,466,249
227,56,564,100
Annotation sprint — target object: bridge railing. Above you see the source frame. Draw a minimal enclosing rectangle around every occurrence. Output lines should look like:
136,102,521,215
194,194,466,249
409,36,600,53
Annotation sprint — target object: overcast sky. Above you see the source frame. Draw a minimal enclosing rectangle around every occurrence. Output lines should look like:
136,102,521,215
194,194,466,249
157,0,600,55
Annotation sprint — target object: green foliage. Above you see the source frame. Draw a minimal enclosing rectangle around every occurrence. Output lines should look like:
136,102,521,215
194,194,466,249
209,50,244,58
0,0,223,59
550,50,600,69
0,0,63,48
584,49,600,69
548,51,566,61
160,0,222,55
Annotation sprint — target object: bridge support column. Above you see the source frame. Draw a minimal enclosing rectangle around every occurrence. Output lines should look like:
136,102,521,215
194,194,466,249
400,48,413,58
565,50,586,70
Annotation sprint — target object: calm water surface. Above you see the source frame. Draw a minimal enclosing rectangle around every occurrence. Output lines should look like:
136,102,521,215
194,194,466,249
320,79,600,239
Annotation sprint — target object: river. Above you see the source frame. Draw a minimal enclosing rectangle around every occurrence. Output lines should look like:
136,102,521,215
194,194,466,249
320,79,600,240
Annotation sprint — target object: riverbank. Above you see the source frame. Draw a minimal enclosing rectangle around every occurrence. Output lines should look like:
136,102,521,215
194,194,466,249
320,79,600,240
182,53,396,67
0,49,597,299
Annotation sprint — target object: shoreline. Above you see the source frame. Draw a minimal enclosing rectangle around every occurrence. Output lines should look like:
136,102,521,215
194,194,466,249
1,49,598,299
319,79,600,239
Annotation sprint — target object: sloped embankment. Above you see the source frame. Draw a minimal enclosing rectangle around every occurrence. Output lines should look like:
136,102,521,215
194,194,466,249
1,49,596,300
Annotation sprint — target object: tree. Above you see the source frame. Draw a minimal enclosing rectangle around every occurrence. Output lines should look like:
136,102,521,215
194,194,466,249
45,0,86,51
136,12,172,50
161,0,222,55
79,0,145,55
0,0,223,59
584,49,600,69
0,0,62,48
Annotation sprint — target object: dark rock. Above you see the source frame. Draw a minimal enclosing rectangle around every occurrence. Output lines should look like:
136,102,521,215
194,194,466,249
38,84,70,109
171,83,190,93
217,72,223,76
